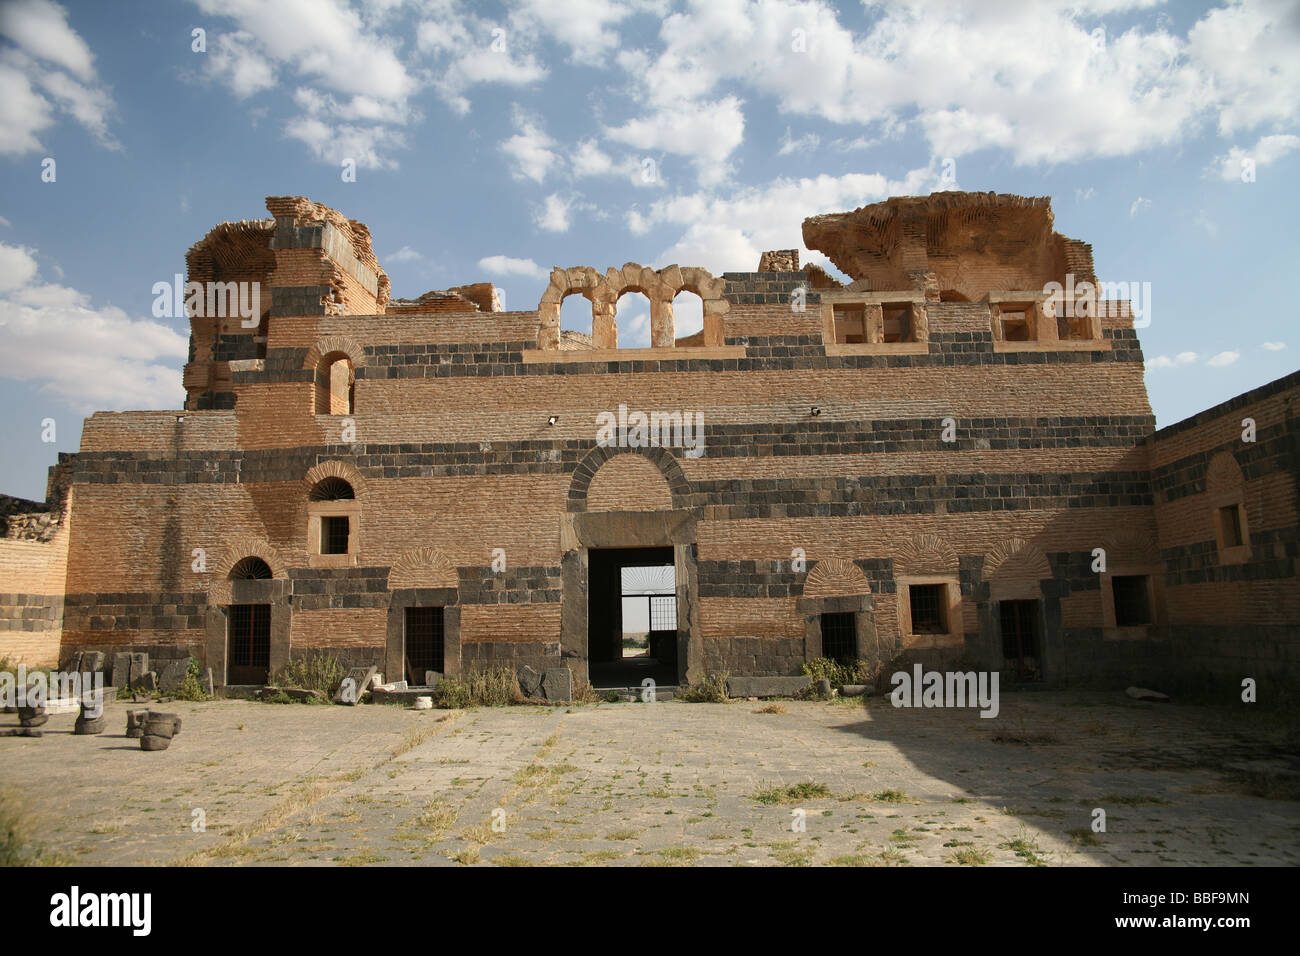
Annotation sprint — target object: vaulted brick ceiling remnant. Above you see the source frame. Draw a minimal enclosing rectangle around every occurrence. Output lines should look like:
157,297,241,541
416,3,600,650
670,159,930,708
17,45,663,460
801,191,1096,301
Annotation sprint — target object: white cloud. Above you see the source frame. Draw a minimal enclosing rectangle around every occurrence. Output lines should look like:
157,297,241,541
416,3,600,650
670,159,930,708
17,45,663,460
0,0,94,80
416,9,547,115
1207,350,1240,367
1129,196,1152,217
0,241,187,410
0,1,116,153
572,138,613,177
1147,351,1198,369
386,246,422,263
207,30,276,98
778,127,820,156
1262,341,1287,351
509,0,641,66
500,106,559,183
608,0,1300,173
477,254,547,279
607,97,745,187
1211,133,1300,181
633,165,938,273
194,0,427,167
1075,187,1096,201
534,193,574,232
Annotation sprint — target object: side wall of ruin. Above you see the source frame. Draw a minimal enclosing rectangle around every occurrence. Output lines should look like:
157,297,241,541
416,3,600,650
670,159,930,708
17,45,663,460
1148,370,1300,699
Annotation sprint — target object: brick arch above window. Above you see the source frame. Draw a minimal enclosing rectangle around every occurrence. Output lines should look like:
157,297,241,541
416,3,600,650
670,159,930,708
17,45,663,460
303,460,366,498
1205,450,1245,497
894,534,959,576
982,538,1052,601
301,334,366,371
567,445,691,513
390,547,459,590
804,558,872,598
207,536,286,605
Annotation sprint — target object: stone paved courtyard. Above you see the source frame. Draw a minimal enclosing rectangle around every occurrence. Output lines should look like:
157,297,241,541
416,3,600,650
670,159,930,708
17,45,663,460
2,691,1297,867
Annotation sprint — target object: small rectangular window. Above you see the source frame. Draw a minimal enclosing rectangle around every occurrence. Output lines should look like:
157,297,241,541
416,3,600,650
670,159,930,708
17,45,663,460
820,612,856,664
1219,504,1243,547
1001,308,1031,341
832,305,866,344
321,515,350,554
882,304,911,343
909,584,947,634
1112,575,1151,626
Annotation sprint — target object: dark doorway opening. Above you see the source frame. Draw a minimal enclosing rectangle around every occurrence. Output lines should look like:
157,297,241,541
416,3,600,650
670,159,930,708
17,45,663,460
228,603,270,684
999,599,1042,681
405,606,445,685
588,546,677,688
820,612,857,664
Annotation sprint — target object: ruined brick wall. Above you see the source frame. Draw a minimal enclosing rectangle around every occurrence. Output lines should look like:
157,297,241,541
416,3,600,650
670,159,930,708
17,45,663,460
42,190,1297,694
0,463,74,665
1148,370,1300,698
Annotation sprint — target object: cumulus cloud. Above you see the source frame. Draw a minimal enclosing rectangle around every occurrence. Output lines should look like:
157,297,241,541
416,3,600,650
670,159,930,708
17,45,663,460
1262,341,1287,351
477,254,547,279
385,246,423,263
1146,351,1198,369
631,165,939,273
0,241,188,410
500,106,559,183
1129,196,1152,217
604,0,1299,178
778,128,820,156
1210,133,1300,181
1207,350,1240,367
534,193,575,232
0,0,117,153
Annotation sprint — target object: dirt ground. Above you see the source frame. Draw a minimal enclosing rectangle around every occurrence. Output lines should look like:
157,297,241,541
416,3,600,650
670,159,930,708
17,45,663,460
2,689,1297,866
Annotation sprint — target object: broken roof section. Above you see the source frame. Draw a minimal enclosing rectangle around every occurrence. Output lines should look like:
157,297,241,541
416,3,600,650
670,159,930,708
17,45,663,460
802,190,1096,300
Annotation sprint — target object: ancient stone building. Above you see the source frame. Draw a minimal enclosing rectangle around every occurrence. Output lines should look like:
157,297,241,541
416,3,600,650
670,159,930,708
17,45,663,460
1,191,1296,698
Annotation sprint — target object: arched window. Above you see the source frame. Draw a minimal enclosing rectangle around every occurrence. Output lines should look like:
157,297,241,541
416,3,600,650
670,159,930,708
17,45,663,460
228,556,273,580
309,477,355,501
315,352,354,415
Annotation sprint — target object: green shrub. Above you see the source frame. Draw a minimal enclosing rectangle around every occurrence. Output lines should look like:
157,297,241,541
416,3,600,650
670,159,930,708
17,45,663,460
273,652,347,697
802,657,872,689
431,677,472,709
171,656,211,702
465,664,521,707
679,671,729,703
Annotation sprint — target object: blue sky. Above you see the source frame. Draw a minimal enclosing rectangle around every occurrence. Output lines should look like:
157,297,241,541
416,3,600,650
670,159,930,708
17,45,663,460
0,0,1296,501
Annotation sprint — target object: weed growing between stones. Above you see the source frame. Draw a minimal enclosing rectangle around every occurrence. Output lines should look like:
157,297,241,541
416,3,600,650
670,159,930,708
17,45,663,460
171,656,212,702
678,671,729,702
432,664,521,708
273,652,347,697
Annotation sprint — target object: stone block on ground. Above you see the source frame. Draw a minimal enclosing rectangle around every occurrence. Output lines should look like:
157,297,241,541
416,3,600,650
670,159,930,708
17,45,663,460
413,696,432,710
140,734,171,751
1126,686,1170,702
125,710,149,738
333,666,376,705
518,665,543,698
75,713,106,735
136,671,158,692
541,668,572,702
725,676,812,699
157,659,190,694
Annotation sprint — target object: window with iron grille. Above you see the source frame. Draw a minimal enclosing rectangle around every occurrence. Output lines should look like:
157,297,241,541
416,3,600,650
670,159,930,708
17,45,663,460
908,584,947,634
820,612,856,664
649,594,676,631
229,604,270,668
321,515,349,554
405,606,444,682
1112,575,1152,626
